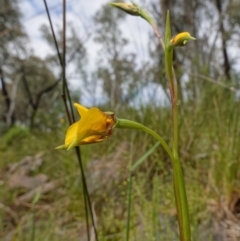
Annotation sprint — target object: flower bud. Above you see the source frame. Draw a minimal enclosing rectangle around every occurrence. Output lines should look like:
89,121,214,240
170,32,196,47
110,1,156,27
109,2,139,16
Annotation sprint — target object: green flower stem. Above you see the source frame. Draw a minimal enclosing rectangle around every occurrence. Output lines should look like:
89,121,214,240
173,79,179,151
117,118,191,240
165,11,191,241
165,13,179,150
172,151,191,241
110,1,165,51
165,12,178,149
116,118,174,162
165,45,179,151
164,11,174,95
153,25,165,51
126,171,132,241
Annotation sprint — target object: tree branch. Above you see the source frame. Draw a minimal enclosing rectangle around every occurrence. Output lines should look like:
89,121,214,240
0,66,15,126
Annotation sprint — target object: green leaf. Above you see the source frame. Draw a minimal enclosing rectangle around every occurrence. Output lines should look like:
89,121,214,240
130,142,159,172
165,10,172,48
32,189,42,205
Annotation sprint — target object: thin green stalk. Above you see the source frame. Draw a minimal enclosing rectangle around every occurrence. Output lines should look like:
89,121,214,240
75,146,100,241
172,84,179,151
43,1,95,240
43,0,75,124
165,11,191,241
75,148,90,241
43,0,62,67
130,142,160,172
117,119,174,161
62,0,66,95
165,44,178,149
61,0,75,124
141,125,174,161
117,118,191,240
164,12,174,103
152,25,165,51
31,191,41,241
30,204,35,241
172,153,190,241
65,3,98,239
126,172,132,241
126,133,136,241
61,2,92,240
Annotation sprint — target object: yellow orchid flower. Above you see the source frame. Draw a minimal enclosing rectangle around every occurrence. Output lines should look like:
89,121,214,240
56,103,116,150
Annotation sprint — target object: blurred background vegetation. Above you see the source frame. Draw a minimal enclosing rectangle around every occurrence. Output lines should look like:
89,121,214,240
1,0,240,240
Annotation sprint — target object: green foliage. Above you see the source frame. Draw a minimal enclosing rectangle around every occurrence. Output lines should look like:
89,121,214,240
0,125,29,149
1,90,240,240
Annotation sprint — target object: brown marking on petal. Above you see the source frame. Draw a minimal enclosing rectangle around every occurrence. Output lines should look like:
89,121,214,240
105,114,116,135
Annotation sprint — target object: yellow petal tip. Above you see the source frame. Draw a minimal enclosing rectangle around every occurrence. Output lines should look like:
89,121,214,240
55,145,66,150
67,138,78,151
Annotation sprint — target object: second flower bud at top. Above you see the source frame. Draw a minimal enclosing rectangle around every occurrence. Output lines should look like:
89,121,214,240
110,1,156,28
109,2,140,16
